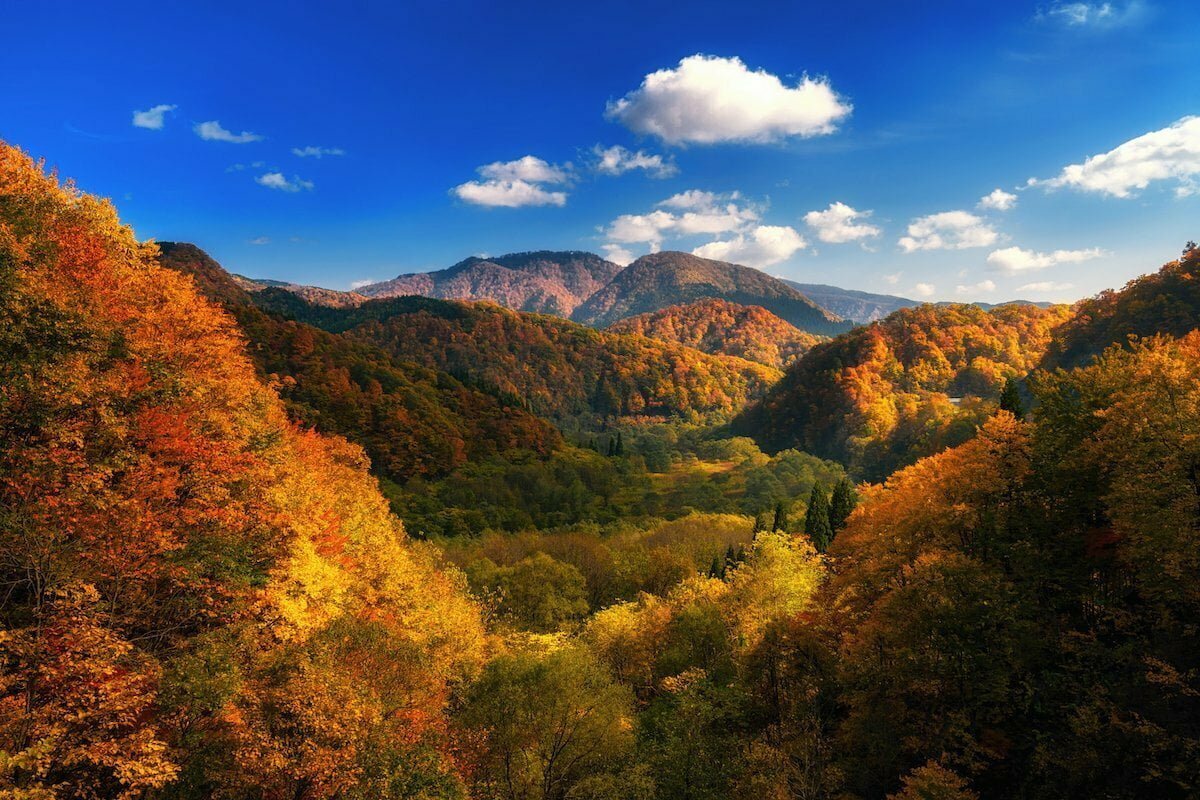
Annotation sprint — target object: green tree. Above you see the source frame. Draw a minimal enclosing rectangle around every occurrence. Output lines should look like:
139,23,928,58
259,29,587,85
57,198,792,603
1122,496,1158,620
804,485,833,552
829,478,857,532
457,647,635,800
999,377,1024,419
495,553,590,632
772,502,788,532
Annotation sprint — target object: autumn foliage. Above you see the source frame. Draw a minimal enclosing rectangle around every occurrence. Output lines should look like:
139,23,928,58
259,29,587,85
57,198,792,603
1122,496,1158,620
0,142,483,799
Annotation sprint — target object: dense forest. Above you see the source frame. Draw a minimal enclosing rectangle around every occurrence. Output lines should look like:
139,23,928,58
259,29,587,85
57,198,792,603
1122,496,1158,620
3,142,1200,800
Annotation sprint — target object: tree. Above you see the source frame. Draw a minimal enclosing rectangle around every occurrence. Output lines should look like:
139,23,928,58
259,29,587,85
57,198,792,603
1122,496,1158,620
804,485,833,552
772,502,788,532
999,377,1024,419
457,647,635,800
615,431,625,456
829,478,857,533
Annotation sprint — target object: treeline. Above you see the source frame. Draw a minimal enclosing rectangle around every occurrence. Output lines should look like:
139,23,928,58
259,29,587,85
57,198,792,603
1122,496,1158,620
254,290,782,422
737,301,1072,479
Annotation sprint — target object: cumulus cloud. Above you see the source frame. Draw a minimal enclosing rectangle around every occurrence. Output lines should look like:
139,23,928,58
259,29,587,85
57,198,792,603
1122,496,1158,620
601,244,637,266
803,202,881,243
592,145,677,178
1030,116,1200,198
912,283,936,298
1018,280,1075,292
478,155,572,184
978,188,1018,211
453,155,572,208
955,279,997,295
605,54,851,145
132,104,176,130
603,191,760,249
256,172,314,192
195,120,264,143
292,145,346,158
898,211,999,252
987,246,1106,274
882,272,902,286
453,179,567,208
692,225,808,268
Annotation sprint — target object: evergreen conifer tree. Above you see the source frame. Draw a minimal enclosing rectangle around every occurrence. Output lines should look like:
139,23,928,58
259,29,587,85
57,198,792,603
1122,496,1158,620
805,484,834,552
999,377,1025,419
829,478,857,533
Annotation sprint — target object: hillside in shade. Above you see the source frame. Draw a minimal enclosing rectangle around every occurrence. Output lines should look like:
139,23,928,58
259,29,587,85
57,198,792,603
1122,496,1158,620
607,298,823,368
357,250,624,316
254,290,782,422
782,280,919,323
572,251,851,335
157,242,561,483
734,301,1072,479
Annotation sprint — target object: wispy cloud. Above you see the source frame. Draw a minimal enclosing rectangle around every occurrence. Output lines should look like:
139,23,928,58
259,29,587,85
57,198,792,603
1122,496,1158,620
1018,280,1075,292
1037,1,1146,29
606,54,851,145
256,172,314,192
248,236,270,245
591,145,677,178
292,145,346,158
132,104,176,130
195,120,264,143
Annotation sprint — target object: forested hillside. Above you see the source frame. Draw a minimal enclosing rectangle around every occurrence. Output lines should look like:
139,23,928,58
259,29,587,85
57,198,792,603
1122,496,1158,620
736,302,1072,479
1041,243,1200,369
4,142,1200,800
607,298,823,368
0,143,484,798
255,290,782,422
572,250,850,335
157,242,561,483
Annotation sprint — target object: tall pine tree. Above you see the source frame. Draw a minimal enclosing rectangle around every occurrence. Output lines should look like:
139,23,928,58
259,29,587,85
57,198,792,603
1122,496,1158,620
804,484,834,552
829,478,857,533
999,377,1024,419
772,502,788,532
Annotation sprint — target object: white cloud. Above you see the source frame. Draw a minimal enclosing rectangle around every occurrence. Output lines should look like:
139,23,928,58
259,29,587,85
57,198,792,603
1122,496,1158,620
132,104,176,130
605,54,851,145
1031,116,1200,198
292,145,346,158
803,202,881,243
955,279,997,295
592,145,677,178
349,279,375,290
603,191,759,249
912,283,936,298
452,156,572,208
478,155,572,184
882,272,902,286
987,246,1106,274
248,236,270,245
692,225,807,268
1038,2,1144,28
195,120,264,143
256,172,314,193
978,188,1018,211
898,211,999,252
601,244,637,266
1018,280,1075,292
453,179,567,208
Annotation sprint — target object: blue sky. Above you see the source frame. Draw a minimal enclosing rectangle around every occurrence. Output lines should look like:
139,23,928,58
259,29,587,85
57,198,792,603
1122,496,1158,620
3,0,1198,302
